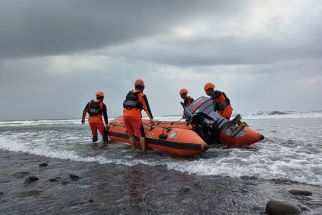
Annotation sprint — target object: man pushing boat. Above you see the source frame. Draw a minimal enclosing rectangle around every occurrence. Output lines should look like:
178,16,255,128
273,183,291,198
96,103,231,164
123,79,154,152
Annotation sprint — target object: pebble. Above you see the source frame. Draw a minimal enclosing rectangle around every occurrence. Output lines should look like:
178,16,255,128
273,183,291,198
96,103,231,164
24,176,39,184
179,187,191,196
288,189,312,196
39,162,48,167
49,177,61,182
69,174,80,181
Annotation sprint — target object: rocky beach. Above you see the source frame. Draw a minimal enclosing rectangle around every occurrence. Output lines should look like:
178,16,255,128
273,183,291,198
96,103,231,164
1,149,322,215
1,113,322,214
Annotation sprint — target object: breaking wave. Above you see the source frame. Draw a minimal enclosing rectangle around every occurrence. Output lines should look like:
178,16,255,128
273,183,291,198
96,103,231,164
1,115,322,186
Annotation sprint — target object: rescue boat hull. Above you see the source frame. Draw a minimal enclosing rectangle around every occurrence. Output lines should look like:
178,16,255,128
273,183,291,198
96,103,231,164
155,121,263,146
109,116,208,157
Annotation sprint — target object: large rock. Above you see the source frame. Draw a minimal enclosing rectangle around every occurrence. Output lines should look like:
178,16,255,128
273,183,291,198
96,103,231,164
266,200,302,215
288,189,312,196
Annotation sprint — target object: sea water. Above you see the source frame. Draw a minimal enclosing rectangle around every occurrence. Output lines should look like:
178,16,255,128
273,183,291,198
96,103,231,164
0,111,321,186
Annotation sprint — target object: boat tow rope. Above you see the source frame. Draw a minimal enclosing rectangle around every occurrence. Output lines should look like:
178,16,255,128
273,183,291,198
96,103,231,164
142,122,172,132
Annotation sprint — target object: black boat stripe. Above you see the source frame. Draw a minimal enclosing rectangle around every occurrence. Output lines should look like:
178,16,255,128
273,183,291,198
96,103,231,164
109,131,203,151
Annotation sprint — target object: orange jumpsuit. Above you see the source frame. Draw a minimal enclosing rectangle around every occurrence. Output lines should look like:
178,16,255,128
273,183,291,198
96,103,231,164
82,101,108,141
123,91,153,137
210,91,233,120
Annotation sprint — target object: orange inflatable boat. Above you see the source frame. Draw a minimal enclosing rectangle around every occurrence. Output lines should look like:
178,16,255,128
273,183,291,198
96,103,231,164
109,116,208,157
152,97,264,146
179,96,264,146
109,97,264,157
154,120,263,146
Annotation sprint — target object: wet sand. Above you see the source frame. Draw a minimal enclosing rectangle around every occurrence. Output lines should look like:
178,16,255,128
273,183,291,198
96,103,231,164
1,149,322,215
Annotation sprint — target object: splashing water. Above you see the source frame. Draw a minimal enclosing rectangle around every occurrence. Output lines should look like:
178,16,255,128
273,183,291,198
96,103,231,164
0,112,322,186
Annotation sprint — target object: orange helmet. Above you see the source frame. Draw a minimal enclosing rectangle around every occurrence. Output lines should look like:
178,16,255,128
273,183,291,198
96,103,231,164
96,90,104,97
179,88,188,95
135,79,145,87
204,82,215,91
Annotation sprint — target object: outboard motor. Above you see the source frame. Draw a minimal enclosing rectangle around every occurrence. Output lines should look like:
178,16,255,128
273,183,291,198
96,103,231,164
182,97,245,144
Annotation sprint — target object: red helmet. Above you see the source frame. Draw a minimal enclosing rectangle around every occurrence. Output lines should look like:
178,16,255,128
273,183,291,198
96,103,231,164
179,88,188,95
204,82,215,91
135,79,145,87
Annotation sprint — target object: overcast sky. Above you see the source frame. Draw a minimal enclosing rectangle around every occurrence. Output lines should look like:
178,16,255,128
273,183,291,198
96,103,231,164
1,0,322,120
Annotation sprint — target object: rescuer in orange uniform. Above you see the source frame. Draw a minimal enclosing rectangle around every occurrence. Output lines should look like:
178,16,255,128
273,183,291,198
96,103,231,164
204,82,233,120
123,79,153,152
179,88,194,107
82,90,109,143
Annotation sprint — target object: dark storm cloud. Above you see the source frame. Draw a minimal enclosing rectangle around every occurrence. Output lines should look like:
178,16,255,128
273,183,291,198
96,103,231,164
94,1,322,67
0,0,247,59
103,36,296,66
1,55,321,121
0,58,138,120
1,0,322,120
0,56,190,120
103,21,322,66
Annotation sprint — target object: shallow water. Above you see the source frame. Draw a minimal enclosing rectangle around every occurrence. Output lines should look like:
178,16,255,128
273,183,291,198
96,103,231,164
0,112,322,186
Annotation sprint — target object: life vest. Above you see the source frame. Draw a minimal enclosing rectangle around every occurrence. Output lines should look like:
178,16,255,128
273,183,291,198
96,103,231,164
88,100,103,116
184,96,194,107
211,91,231,111
123,91,143,110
